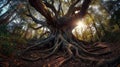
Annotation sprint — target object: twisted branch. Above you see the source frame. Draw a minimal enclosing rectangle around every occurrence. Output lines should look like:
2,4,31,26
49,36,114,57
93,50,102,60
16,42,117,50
29,0,55,24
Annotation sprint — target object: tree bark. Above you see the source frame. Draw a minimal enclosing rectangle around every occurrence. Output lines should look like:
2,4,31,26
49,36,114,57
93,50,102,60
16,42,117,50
20,0,120,67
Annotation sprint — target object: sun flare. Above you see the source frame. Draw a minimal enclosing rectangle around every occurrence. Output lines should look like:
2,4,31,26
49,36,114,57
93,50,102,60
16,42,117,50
76,20,87,29
72,19,87,34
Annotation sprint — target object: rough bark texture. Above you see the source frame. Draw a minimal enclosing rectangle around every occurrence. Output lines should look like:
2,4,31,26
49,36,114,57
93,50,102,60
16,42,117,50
19,0,120,67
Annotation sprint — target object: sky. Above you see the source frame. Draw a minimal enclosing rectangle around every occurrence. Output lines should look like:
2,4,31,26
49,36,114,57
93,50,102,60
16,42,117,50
0,0,9,16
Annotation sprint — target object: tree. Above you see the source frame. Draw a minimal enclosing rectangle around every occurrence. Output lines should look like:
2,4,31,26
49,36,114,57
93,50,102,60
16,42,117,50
0,0,120,66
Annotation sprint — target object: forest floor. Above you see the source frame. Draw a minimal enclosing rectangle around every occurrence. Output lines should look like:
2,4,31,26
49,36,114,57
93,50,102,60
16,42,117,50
1,41,120,67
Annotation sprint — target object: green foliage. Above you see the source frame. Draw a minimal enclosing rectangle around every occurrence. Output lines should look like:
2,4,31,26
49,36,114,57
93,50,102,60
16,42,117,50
101,3,120,42
0,42,16,56
0,23,35,56
0,24,10,37
0,24,16,56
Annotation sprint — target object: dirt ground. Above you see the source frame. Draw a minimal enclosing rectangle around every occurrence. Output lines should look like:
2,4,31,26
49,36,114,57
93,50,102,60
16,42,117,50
1,41,120,67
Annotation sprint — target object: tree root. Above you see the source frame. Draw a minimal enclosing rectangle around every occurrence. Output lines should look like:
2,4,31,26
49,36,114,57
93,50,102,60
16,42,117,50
42,41,62,59
20,33,118,67
22,35,55,53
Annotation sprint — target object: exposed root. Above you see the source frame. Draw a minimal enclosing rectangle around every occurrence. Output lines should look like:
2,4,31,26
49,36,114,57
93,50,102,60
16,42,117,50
39,35,60,53
72,42,111,57
56,44,74,67
20,32,116,67
38,45,55,53
21,56,42,62
21,35,55,53
42,41,62,59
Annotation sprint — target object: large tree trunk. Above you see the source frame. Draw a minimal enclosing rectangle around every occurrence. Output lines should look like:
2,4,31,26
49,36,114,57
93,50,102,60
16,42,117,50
20,0,120,67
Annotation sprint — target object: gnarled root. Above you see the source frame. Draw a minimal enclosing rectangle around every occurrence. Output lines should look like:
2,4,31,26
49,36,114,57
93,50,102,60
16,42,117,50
20,33,118,67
